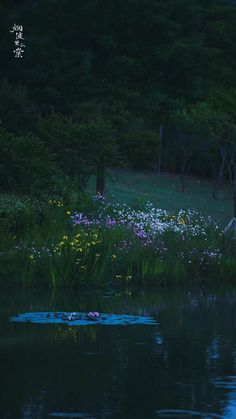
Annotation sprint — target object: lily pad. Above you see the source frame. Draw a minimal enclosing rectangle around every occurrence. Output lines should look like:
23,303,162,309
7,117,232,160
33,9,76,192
48,413,94,418
9,311,157,326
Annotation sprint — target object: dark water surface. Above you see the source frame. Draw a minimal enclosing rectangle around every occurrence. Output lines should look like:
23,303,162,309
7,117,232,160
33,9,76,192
1,285,236,419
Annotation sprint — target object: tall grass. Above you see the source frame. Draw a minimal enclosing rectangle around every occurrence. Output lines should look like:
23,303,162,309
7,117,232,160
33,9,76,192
0,192,236,288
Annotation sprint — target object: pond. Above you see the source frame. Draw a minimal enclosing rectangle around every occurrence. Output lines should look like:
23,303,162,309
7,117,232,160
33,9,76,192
1,284,236,418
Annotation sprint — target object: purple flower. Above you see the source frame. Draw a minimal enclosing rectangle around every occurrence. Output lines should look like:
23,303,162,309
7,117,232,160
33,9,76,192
87,311,100,320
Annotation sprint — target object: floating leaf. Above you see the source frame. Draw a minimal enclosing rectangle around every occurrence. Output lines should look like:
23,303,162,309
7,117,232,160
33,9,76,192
10,312,157,326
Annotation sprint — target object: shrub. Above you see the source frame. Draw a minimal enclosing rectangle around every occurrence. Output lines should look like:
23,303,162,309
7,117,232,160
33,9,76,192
0,129,62,196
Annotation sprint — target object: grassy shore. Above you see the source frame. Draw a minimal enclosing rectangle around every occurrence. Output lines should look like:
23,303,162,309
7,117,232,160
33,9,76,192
0,169,235,287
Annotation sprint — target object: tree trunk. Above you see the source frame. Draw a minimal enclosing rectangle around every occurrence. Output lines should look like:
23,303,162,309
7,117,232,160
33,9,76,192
212,144,226,199
212,133,227,199
180,157,189,193
96,165,105,196
157,125,163,176
180,174,187,193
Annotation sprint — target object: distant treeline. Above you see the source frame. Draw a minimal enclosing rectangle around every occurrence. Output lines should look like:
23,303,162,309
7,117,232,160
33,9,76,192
1,0,236,195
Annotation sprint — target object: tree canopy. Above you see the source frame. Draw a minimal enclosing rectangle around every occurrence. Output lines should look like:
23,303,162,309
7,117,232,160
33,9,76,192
1,0,236,190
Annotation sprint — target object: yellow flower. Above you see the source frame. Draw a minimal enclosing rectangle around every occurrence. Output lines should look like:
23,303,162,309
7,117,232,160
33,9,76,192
67,211,71,215
63,235,68,240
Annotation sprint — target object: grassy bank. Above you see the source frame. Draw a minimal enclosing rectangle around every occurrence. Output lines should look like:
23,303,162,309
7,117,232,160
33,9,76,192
88,169,233,227
0,172,236,288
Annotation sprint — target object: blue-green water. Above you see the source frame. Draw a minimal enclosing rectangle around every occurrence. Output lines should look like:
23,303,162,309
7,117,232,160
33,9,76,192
1,285,236,418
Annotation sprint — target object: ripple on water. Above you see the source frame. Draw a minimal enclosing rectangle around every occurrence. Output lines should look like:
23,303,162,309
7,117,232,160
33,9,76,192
212,376,236,389
155,409,221,418
48,413,94,418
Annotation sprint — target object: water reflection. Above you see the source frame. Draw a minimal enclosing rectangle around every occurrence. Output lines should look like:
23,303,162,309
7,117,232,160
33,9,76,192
0,285,236,418
155,409,221,417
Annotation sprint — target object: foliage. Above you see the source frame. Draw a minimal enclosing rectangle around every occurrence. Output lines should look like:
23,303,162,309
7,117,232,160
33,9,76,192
1,1,236,178
77,118,119,168
0,129,62,196
36,111,91,185
0,80,36,133
119,130,159,169
0,194,35,232
36,112,119,189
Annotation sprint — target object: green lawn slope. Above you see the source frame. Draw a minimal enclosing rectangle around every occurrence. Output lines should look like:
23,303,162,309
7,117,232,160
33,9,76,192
88,169,233,227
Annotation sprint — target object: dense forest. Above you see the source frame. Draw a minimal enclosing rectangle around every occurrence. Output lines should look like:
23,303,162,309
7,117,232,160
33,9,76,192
1,0,236,196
